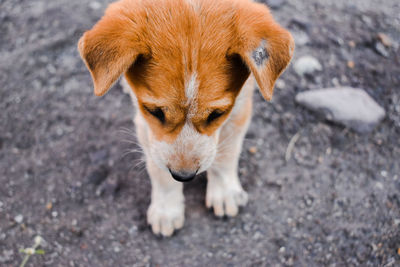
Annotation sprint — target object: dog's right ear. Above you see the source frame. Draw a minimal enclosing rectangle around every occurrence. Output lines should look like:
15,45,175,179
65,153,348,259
230,1,294,101
78,2,148,96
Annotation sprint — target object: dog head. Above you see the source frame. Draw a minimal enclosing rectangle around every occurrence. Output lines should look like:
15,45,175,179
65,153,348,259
78,0,294,181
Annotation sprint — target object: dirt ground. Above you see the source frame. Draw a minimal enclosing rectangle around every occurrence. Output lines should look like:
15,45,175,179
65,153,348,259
1,0,400,266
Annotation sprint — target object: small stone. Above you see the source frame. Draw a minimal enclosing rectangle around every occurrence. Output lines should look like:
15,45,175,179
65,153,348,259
89,1,101,10
348,41,356,48
375,182,384,190
248,146,257,154
253,231,263,240
96,177,121,197
34,236,43,246
279,247,286,253
129,225,138,235
14,214,23,224
304,195,314,207
295,87,386,133
347,61,355,69
276,79,286,89
375,42,389,57
293,56,322,76
52,211,58,217
292,30,310,46
377,33,393,47
265,0,287,9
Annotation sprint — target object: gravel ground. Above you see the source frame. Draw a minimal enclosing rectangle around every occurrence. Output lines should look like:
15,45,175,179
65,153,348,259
1,0,400,266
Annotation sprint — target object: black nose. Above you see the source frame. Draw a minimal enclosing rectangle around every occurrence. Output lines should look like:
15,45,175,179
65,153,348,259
169,170,197,182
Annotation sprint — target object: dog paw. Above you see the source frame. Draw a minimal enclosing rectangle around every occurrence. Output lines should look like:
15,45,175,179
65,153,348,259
147,201,184,237
205,179,248,217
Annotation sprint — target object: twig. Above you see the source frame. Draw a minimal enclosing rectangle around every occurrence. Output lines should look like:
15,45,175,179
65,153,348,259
285,131,301,162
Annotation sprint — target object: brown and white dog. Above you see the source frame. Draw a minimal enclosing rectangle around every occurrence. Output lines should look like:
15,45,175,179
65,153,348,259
78,0,294,236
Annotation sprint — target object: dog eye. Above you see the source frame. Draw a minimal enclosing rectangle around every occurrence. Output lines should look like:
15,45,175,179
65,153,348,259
144,106,165,123
207,110,225,124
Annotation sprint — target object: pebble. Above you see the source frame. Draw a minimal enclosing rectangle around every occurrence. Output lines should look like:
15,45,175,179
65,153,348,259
375,182,384,190
129,225,138,235
295,87,386,133
248,146,257,154
89,1,102,10
265,0,287,9
292,30,310,46
377,33,393,47
347,61,355,69
375,42,389,58
96,177,121,197
293,56,322,76
14,214,23,224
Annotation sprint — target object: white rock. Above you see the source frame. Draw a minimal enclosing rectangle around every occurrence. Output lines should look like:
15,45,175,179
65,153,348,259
292,30,310,46
375,182,384,190
295,87,385,133
89,1,102,10
293,56,322,76
14,214,23,224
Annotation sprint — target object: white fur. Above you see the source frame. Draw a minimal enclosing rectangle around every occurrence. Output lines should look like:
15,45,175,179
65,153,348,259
122,74,255,236
185,0,200,11
185,73,199,118
151,122,217,173
207,97,232,108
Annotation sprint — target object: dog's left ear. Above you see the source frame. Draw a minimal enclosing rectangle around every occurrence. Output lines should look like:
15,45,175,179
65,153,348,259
231,2,295,101
77,2,148,96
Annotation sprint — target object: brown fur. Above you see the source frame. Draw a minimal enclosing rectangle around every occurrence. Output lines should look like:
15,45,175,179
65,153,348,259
78,0,294,142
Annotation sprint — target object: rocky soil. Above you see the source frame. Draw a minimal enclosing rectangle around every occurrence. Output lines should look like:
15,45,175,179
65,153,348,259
1,0,399,266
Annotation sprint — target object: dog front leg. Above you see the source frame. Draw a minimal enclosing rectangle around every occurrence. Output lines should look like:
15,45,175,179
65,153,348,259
206,127,249,217
146,158,185,236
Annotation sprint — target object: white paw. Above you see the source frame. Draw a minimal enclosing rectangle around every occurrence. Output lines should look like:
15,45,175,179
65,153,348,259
147,201,184,237
206,178,248,217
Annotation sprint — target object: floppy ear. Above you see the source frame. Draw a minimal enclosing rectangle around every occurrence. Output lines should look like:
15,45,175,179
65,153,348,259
232,2,294,101
77,3,147,96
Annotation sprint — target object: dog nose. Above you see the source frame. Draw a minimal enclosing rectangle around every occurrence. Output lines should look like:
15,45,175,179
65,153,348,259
169,169,197,182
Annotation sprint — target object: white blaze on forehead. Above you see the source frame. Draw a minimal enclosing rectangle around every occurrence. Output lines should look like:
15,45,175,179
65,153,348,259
185,73,199,118
185,73,198,104
185,0,200,11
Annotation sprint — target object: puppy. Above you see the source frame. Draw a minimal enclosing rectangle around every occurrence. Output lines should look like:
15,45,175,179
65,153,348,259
78,0,294,236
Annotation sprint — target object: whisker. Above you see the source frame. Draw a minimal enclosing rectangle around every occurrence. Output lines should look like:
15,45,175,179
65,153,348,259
120,139,142,146
120,149,144,160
